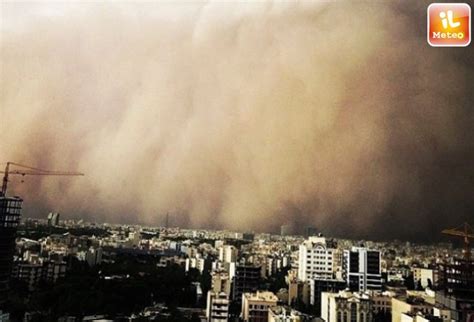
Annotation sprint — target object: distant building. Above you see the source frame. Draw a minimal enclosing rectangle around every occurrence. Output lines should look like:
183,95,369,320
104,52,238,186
321,290,372,322
219,245,238,264
343,247,382,292
280,225,294,236
85,247,103,267
0,196,22,306
232,265,261,302
186,256,206,273
11,261,42,290
42,260,67,283
242,291,278,322
242,233,255,241
47,212,60,226
215,240,225,249
11,259,66,290
305,226,318,238
206,291,229,322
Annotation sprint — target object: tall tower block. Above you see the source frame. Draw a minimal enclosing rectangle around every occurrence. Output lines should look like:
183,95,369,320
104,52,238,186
0,196,22,307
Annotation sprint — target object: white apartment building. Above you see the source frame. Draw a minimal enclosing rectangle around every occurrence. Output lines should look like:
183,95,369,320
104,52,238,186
219,245,238,264
412,267,436,289
185,256,205,273
206,291,229,322
298,236,338,282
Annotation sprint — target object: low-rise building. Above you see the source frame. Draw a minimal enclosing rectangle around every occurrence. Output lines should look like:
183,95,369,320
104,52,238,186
392,297,434,322
242,291,279,322
268,306,314,322
321,290,372,322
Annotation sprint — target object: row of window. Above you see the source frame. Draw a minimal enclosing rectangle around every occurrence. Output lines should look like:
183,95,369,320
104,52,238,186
306,261,332,270
336,310,367,322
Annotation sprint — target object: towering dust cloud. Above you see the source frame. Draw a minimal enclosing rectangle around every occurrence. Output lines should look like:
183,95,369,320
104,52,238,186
1,1,473,241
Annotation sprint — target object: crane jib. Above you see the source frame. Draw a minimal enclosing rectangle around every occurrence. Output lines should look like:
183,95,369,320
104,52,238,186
0,161,83,197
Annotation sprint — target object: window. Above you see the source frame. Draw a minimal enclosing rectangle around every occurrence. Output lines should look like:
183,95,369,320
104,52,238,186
350,303,357,322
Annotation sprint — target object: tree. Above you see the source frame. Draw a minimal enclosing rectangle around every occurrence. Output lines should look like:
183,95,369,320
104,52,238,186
427,278,433,289
404,273,415,290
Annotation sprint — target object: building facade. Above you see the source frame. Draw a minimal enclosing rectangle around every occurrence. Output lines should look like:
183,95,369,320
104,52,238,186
298,236,338,282
206,291,229,322
321,290,372,322
242,291,278,322
47,212,60,226
232,265,261,302
0,196,22,307
344,247,382,292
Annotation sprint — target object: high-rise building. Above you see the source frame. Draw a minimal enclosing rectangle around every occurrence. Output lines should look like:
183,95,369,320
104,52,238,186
242,233,255,241
11,261,42,290
232,265,260,302
343,247,382,292
219,245,238,264
436,257,474,321
298,236,346,313
0,196,22,307
85,247,103,267
280,225,293,236
298,235,338,281
47,212,60,226
185,256,206,273
321,290,372,322
241,291,278,322
206,291,229,322
304,226,318,238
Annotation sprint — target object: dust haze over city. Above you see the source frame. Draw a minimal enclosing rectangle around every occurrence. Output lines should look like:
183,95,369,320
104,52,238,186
1,1,473,242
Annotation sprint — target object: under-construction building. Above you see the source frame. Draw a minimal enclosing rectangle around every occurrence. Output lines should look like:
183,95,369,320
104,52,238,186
436,257,474,321
436,222,474,321
0,196,22,307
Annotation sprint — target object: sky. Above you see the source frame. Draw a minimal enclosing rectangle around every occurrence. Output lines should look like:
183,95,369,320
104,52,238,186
1,1,473,241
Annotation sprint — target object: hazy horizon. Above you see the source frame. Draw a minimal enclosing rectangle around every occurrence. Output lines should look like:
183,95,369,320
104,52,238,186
1,1,473,242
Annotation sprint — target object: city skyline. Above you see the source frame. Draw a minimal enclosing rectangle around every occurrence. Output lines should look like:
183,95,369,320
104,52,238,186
1,1,473,242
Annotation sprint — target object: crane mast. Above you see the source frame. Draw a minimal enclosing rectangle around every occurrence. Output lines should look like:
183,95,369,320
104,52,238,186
442,222,474,261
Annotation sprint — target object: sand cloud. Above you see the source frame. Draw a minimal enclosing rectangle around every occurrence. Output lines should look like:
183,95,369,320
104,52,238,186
1,1,473,240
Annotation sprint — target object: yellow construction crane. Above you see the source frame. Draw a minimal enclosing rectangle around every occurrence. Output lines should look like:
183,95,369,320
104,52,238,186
442,222,474,261
0,161,84,197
